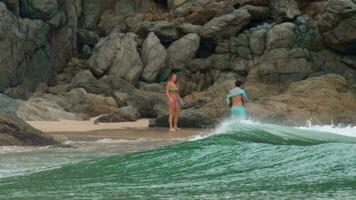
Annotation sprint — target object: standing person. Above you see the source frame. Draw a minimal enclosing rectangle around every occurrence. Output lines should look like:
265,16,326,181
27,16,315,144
166,73,183,132
226,80,248,120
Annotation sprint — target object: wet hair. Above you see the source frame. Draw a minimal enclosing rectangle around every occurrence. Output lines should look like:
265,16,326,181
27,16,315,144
235,80,242,87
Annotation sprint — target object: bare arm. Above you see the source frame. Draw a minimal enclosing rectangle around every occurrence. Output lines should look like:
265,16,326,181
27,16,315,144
166,83,172,102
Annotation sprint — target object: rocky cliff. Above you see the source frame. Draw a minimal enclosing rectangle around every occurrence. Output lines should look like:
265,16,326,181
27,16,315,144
0,0,355,128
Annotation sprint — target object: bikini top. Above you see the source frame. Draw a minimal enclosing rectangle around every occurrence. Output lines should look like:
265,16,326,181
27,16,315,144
169,86,178,93
226,87,248,105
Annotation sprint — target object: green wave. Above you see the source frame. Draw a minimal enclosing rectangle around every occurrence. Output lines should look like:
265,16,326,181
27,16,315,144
1,123,356,199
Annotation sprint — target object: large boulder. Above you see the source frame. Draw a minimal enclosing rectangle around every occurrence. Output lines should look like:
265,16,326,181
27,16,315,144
266,22,297,50
20,0,60,26
140,21,180,44
16,97,81,121
0,3,54,92
318,0,356,53
199,8,251,42
88,30,143,84
166,33,201,70
255,48,313,83
141,32,167,82
80,0,114,30
247,74,356,125
43,88,118,119
269,0,301,20
0,113,58,146
94,106,140,123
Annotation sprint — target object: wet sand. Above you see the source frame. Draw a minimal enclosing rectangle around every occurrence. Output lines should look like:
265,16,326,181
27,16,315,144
27,118,209,142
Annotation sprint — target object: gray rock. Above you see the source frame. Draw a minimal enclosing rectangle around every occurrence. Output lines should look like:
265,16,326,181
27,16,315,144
78,29,99,46
318,0,356,53
141,21,180,43
0,3,56,92
250,28,267,55
269,0,301,20
141,32,167,83
97,10,127,36
177,23,202,34
211,54,231,70
266,22,297,50
166,33,201,70
94,106,140,123
0,113,58,146
245,5,270,20
88,30,143,84
47,88,118,118
256,48,312,83
80,0,114,30
199,8,251,42
113,92,129,107
188,58,212,72
20,0,60,22
80,45,92,59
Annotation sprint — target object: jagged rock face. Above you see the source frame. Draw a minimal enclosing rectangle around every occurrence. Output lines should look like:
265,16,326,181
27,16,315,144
0,1,79,98
88,30,143,84
141,32,167,82
269,0,301,20
0,0,356,127
0,3,53,92
199,8,251,42
247,74,356,125
166,33,201,70
319,0,356,53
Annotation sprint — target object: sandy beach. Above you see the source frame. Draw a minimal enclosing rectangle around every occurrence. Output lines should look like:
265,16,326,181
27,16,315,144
27,118,208,142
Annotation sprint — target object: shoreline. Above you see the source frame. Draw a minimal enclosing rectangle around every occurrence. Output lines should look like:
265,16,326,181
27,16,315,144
26,118,208,142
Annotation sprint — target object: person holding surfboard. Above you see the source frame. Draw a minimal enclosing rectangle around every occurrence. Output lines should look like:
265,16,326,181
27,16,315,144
227,80,248,120
166,73,183,132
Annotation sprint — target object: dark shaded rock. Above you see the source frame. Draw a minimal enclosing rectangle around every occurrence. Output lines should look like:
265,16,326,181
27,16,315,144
166,33,201,70
0,113,58,146
318,0,356,53
78,29,99,46
80,0,114,30
80,45,92,59
199,8,251,42
188,58,212,72
140,21,180,44
97,10,127,36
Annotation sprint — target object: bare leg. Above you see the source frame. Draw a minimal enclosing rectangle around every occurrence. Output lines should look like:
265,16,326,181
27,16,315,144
168,101,175,131
174,104,180,130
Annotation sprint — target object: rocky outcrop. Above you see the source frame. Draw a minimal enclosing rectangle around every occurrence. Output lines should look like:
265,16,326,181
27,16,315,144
166,33,201,70
269,0,301,20
247,74,356,125
141,32,167,82
199,8,251,42
88,29,143,83
0,113,58,146
95,106,140,123
0,0,355,128
318,0,356,53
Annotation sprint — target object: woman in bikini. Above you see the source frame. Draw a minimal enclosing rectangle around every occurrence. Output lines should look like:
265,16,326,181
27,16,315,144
166,73,183,132
227,80,248,120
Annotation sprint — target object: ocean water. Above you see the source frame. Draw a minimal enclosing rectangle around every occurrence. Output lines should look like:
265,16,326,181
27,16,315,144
1,120,356,200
